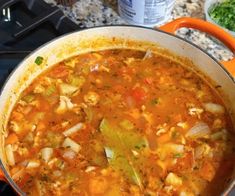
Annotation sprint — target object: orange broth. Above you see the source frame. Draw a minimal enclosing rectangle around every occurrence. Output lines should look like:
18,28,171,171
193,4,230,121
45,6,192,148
5,49,235,195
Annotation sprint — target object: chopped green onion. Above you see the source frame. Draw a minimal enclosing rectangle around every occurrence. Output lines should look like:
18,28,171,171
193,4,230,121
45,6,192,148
35,56,44,65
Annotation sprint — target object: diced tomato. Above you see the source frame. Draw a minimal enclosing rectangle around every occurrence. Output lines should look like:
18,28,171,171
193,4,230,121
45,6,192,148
130,87,147,103
50,65,70,78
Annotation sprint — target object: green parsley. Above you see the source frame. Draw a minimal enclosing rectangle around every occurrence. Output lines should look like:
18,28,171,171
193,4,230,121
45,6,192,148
35,56,44,65
209,0,235,32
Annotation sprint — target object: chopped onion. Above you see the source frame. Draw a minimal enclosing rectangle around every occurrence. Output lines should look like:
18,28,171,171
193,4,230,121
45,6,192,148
203,102,225,115
63,123,84,136
143,49,152,60
55,96,74,114
26,160,40,168
63,149,76,159
53,170,62,177
62,137,81,153
41,147,53,163
5,144,15,166
85,166,96,173
165,172,182,186
104,147,114,161
186,122,210,139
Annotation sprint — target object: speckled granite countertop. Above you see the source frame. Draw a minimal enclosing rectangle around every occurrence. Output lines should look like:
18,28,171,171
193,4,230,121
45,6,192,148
45,0,233,61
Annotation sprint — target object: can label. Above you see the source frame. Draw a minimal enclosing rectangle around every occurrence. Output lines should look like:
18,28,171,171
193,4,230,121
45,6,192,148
118,0,175,26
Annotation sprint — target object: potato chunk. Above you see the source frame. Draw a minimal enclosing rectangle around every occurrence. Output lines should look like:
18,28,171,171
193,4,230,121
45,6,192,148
165,172,182,186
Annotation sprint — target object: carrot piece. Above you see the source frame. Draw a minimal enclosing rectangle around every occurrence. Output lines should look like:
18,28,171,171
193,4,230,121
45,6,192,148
6,133,19,145
199,161,215,181
156,133,171,143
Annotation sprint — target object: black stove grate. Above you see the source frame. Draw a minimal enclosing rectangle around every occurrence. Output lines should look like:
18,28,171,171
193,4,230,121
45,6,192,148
0,0,79,194
0,0,79,87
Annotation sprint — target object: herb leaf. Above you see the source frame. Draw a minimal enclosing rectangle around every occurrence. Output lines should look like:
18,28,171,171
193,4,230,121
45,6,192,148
209,0,235,31
100,118,148,188
35,56,44,65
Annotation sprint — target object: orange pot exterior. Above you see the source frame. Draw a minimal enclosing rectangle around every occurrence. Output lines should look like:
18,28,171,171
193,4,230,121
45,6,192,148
0,170,6,182
159,17,235,77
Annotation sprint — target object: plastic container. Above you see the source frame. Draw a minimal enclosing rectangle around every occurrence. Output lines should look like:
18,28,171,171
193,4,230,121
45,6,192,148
118,0,175,27
204,0,235,37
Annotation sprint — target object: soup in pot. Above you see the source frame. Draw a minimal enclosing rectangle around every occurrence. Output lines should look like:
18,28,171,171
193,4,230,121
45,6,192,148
5,49,235,195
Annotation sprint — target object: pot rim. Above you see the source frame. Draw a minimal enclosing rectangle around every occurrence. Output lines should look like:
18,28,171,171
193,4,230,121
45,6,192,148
0,25,234,195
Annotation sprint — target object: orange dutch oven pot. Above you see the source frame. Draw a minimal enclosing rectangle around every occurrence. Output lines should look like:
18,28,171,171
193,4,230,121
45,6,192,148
0,17,234,195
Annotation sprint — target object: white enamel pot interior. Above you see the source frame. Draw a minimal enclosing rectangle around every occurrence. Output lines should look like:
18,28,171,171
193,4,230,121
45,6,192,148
0,26,234,195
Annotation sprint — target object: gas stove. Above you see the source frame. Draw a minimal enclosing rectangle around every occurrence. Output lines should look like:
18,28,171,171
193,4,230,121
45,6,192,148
0,0,79,194
0,0,79,86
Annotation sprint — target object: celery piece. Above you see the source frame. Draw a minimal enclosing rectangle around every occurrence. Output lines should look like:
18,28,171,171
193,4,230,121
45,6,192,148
69,76,85,88
44,85,56,96
46,132,63,148
59,83,78,96
81,66,90,75
22,94,35,103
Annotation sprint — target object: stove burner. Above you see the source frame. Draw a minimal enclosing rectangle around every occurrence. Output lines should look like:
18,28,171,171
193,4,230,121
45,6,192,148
0,0,79,52
0,0,79,84
0,1,79,194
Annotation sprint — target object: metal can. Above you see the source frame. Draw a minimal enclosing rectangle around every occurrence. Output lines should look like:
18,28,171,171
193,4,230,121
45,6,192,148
118,0,175,27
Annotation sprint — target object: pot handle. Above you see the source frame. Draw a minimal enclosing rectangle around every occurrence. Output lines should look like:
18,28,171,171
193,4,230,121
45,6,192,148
159,17,235,76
